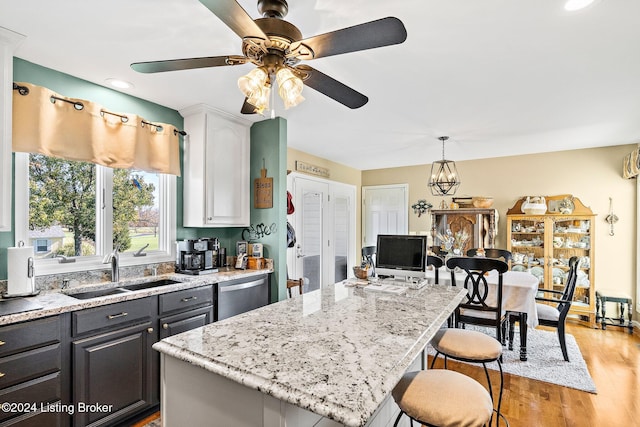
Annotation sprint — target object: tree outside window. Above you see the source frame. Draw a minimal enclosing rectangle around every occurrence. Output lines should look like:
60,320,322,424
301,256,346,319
28,154,156,258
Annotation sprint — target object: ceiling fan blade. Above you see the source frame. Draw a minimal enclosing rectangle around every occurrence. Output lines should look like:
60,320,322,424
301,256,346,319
241,98,258,115
131,55,247,73
199,0,268,40
291,17,407,60
295,65,368,109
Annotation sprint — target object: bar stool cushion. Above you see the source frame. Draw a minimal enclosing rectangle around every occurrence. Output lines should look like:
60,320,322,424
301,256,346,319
536,302,560,321
431,328,503,361
392,370,493,427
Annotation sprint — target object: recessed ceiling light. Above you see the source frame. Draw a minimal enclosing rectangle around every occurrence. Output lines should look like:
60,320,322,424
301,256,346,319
105,78,134,89
564,0,597,11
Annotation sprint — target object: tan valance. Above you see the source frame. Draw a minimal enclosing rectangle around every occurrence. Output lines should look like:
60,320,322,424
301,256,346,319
623,146,640,179
12,82,181,176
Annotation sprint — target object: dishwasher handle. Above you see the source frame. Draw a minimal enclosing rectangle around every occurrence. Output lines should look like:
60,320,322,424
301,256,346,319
219,279,264,292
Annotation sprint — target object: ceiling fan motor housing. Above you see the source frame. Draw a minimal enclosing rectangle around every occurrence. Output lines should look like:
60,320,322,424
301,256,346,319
258,0,289,18
244,18,304,68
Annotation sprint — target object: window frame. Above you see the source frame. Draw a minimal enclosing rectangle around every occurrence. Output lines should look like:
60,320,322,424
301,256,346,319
14,152,176,276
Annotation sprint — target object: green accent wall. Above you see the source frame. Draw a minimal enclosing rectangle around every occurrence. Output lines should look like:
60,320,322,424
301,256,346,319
1,59,288,290
250,118,288,302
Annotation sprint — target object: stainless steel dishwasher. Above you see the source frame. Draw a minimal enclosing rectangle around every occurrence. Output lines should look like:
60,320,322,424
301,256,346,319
217,274,269,320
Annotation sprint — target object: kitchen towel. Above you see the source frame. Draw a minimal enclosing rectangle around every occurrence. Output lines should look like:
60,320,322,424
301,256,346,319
7,245,36,296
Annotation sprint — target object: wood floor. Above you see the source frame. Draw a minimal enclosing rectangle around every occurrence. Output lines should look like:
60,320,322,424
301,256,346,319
430,323,640,427
131,323,638,427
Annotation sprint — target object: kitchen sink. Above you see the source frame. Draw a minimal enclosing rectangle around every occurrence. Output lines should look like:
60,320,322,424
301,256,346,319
64,279,182,300
65,287,130,300
119,279,181,291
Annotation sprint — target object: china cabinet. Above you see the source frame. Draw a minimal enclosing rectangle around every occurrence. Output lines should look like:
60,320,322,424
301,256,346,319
431,208,497,254
506,195,596,326
180,104,250,227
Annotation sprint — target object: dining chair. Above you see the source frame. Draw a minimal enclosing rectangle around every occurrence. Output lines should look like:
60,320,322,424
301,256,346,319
427,255,444,284
447,256,509,341
509,256,579,361
467,248,513,263
392,369,493,427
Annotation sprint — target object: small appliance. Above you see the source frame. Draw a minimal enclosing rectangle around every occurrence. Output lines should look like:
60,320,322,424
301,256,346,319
176,238,218,275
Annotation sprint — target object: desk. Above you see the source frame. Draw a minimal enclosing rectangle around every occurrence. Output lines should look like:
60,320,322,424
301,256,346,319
425,268,539,360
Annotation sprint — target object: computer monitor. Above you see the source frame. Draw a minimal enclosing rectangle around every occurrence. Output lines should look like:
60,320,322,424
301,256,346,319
375,234,427,280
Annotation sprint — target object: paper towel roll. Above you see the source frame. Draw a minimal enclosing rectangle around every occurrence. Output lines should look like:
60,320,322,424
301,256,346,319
7,246,36,295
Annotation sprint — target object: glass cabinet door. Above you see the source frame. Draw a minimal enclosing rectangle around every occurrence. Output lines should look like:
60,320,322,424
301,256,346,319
551,217,592,309
509,217,546,288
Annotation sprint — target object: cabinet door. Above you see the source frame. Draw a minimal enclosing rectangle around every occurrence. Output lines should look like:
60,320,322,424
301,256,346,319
550,216,593,318
181,106,250,228
72,323,157,427
159,306,214,339
203,112,249,226
507,216,546,287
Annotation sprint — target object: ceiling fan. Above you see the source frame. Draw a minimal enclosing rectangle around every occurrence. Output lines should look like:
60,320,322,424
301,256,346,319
131,0,407,114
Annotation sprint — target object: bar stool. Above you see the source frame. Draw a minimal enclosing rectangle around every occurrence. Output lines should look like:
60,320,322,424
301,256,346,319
430,329,505,426
596,289,634,334
286,278,303,298
392,369,493,427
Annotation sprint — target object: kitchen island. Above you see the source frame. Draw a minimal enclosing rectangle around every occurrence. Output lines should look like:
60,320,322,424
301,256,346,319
154,282,466,427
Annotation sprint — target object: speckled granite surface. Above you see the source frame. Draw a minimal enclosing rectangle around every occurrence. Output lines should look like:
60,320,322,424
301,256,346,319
0,269,271,326
154,282,466,427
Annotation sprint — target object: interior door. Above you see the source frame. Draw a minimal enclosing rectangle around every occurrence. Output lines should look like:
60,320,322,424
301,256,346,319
289,176,329,292
362,184,409,246
331,183,356,283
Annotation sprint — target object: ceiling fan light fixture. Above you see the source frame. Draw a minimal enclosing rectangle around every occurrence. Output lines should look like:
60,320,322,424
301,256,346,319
276,67,304,109
247,84,271,114
428,136,461,196
237,67,268,98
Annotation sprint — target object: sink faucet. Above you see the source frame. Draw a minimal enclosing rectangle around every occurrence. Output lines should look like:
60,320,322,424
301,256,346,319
103,244,121,282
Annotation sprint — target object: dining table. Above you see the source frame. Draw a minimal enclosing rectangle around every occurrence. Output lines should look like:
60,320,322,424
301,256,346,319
425,267,539,361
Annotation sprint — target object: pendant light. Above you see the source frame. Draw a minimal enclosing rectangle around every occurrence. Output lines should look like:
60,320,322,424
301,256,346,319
428,136,461,196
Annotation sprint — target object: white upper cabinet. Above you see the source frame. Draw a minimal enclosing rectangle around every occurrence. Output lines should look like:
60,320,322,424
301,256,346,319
180,105,250,227
0,28,25,232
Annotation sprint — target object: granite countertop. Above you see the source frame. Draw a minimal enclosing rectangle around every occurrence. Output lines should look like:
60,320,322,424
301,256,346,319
0,269,271,326
154,282,466,427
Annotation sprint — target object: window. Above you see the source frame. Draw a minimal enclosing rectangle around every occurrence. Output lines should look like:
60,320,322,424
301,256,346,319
35,239,49,253
15,153,175,275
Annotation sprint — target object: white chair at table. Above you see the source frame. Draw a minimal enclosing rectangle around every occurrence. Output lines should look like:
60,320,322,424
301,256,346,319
429,256,510,427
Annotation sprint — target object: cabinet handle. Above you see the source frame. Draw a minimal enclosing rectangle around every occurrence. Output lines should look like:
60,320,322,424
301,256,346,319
162,323,169,329
0,340,5,346
181,296,197,302
147,328,154,334
0,372,5,378
107,312,128,319
207,217,213,221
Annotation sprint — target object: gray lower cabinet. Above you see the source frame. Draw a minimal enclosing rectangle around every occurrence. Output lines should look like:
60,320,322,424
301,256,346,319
0,279,248,426
71,297,157,427
0,315,70,427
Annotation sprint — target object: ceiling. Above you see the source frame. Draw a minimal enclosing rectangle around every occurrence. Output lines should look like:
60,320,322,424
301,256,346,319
2,0,639,170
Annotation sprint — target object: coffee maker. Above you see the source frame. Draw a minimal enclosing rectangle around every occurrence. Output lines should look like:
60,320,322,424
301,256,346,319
176,238,218,274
